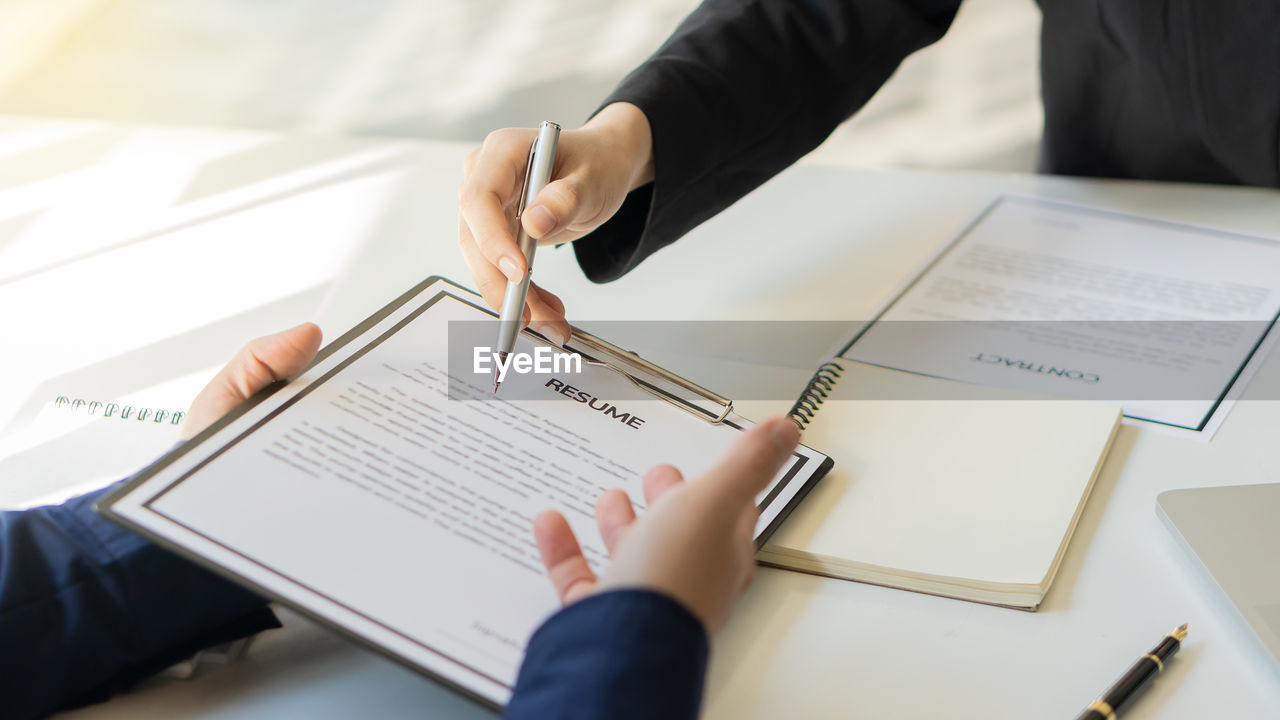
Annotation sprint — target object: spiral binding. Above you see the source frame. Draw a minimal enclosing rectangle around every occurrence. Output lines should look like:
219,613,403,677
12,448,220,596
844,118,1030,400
53,396,186,425
787,361,844,429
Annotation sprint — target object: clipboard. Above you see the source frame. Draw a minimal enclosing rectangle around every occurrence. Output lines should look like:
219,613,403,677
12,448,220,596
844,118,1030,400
317,276,735,424
556,327,732,424
96,275,832,710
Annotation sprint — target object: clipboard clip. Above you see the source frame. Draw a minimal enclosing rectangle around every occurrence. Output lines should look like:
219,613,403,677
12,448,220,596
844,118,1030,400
527,326,734,425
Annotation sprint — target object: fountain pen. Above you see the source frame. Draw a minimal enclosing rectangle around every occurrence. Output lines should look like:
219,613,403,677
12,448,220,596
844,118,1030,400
1075,624,1188,720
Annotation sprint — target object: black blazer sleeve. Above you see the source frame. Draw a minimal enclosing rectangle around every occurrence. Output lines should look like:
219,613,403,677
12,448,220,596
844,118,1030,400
574,0,961,282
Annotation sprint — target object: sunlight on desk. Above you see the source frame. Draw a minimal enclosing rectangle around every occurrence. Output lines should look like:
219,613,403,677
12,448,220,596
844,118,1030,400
0,117,454,507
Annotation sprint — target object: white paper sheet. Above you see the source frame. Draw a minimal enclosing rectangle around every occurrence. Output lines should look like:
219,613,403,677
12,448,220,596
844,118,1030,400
841,196,1280,436
104,281,827,706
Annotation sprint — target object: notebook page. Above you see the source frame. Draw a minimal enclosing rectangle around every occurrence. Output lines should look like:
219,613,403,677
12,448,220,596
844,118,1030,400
764,361,1118,585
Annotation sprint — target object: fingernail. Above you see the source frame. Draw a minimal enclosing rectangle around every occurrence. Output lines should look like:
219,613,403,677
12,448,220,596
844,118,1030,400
498,256,523,282
769,418,800,448
528,322,568,347
524,205,557,238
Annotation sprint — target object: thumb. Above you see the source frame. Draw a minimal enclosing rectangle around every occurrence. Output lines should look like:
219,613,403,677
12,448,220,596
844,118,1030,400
223,322,323,399
521,172,601,241
181,323,323,439
700,418,800,504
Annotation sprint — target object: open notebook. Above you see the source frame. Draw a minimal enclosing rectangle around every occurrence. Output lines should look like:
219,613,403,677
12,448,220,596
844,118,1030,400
755,361,1120,610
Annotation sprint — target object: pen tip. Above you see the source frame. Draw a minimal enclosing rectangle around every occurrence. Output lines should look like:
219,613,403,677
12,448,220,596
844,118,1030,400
1173,623,1189,641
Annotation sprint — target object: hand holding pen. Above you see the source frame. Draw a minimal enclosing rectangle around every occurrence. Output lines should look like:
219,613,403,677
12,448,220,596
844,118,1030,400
457,103,655,346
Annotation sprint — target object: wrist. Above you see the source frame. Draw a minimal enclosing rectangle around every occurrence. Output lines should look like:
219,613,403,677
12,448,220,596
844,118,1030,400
588,102,654,191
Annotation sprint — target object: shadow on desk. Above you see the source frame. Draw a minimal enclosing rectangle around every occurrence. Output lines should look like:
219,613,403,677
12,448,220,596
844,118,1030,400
58,609,496,720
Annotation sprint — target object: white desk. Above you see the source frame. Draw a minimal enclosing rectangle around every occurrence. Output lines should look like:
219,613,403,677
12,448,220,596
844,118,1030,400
3,116,1278,718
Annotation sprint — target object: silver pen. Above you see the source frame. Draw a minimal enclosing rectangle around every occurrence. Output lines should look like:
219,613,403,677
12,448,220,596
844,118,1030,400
493,121,561,394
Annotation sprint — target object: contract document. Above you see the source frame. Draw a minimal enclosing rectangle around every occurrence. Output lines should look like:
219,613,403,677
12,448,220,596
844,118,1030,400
842,196,1280,434
101,278,830,708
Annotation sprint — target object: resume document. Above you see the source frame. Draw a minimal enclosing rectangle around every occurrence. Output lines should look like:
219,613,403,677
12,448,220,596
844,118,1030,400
102,281,828,706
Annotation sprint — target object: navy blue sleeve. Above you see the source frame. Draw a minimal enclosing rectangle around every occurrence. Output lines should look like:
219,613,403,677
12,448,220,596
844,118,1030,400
504,589,709,720
0,485,278,720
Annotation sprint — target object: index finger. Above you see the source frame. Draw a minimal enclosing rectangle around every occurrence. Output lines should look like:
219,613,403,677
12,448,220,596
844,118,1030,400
700,417,800,503
458,212,528,324
459,130,535,283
